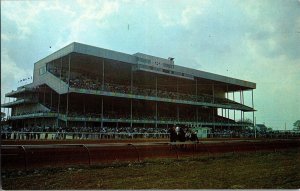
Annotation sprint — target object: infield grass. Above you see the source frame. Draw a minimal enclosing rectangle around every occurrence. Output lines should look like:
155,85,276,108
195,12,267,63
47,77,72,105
2,149,300,189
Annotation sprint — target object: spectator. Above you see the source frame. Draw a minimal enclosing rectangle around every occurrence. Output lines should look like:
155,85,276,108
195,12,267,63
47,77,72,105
190,130,199,142
169,126,177,142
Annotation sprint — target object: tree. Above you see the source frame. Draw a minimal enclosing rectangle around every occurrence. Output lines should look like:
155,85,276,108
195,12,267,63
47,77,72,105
1,112,6,121
237,118,253,124
293,120,300,131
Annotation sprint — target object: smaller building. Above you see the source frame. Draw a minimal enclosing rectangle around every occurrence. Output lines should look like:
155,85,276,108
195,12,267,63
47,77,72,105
1,112,5,120
255,124,268,132
191,127,211,138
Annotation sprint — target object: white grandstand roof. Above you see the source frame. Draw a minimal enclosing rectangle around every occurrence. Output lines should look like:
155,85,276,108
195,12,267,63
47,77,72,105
35,42,256,90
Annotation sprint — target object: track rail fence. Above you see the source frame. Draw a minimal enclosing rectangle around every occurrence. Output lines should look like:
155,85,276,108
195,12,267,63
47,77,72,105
2,139,300,171
2,131,300,141
1,132,170,140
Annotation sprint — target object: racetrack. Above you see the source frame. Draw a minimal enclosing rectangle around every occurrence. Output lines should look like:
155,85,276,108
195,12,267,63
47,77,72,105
2,138,300,170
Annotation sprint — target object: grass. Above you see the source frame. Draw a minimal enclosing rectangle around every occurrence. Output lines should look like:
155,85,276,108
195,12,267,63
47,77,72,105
2,149,300,189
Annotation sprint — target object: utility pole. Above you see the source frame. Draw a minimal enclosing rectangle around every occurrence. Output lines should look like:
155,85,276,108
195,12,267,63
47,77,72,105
254,116,256,138
285,122,286,131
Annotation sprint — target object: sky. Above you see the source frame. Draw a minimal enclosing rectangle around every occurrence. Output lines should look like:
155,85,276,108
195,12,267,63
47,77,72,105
1,0,300,130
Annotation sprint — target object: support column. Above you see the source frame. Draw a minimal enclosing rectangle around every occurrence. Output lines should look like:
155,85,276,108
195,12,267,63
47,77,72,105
155,102,158,128
242,111,245,122
226,81,229,125
130,99,133,128
8,98,11,118
102,59,105,91
177,106,179,123
227,108,230,125
242,90,245,129
57,57,63,128
212,83,215,103
213,108,215,130
131,66,133,94
83,98,86,128
156,76,158,97
101,97,103,129
3,97,6,118
50,89,53,110
240,89,242,104
226,85,229,126
66,54,71,128
130,66,133,129
176,79,179,100
239,89,243,124
241,110,243,123
9,97,11,117
100,59,104,130
195,79,198,102
242,90,244,105
233,92,235,121
196,107,199,128
226,84,229,104
43,86,46,105
155,76,158,128
252,89,256,138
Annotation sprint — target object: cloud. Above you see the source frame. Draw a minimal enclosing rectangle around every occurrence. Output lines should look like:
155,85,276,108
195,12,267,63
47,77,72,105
52,0,120,50
156,0,209,28
73,0,119,27
1,33,11,41
1,0,75,41
239,29,300,129
236,0,300,60
1,49,32,103
1,1,43,39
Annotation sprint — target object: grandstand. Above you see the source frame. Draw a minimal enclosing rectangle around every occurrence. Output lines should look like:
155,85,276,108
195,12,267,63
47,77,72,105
1,42,256,133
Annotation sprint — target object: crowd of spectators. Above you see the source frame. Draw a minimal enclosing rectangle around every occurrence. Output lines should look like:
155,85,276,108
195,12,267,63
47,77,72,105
48,69,242,106
1,124,170,140
11,109,238,125
209,128,300,138
210,127,265,138
2,123,300,140
65,110,231,124
1,124,44,140
11,110,53,117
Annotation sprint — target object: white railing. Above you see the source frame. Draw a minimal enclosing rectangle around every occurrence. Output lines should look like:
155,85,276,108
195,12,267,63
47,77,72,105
1,131,170,140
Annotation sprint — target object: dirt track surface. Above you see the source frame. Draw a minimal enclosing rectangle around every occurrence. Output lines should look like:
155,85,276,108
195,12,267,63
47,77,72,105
1,138,167,145
2,139,300,170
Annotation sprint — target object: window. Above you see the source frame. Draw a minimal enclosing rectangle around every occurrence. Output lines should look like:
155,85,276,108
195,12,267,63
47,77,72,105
39,66,46,75
137,57,151,64
162,69,169,74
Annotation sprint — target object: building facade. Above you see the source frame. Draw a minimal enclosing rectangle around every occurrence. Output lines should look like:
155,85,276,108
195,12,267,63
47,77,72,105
2,42,256,131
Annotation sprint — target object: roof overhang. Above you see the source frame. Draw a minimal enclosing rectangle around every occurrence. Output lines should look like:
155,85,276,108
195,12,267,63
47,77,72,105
34,42,256,91
5,86,36,97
